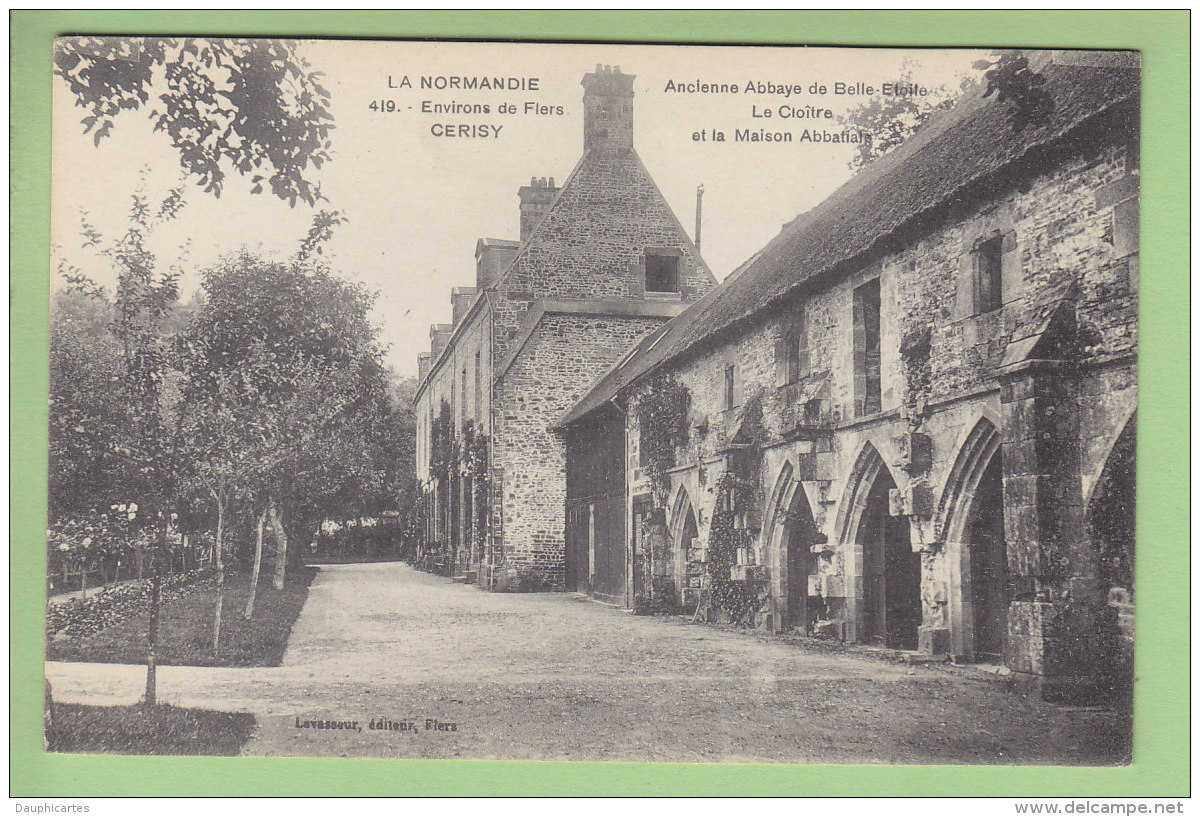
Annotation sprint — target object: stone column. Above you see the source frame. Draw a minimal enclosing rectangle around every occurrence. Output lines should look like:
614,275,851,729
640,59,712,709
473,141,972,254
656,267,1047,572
999,358,1096,700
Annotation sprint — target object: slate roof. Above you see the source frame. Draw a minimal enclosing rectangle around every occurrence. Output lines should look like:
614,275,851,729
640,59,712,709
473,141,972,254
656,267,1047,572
558,60,1139,429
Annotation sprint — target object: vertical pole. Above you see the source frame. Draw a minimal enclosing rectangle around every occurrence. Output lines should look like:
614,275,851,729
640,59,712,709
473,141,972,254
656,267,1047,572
694,184,705,253
145,569,161,707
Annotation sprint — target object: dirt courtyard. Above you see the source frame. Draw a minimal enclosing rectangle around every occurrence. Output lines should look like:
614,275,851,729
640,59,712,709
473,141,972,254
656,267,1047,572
46,561,1130,764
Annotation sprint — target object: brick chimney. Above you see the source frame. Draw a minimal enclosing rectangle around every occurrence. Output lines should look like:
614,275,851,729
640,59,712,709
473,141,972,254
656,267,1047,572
518,176,558,242
430,323,453,362
582,65,635,153
475,238,520,289
417,352,431,383
451,286,477,326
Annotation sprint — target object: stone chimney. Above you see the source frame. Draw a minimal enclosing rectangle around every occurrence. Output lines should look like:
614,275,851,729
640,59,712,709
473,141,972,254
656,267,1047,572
430,323,453,362
475,238,520,289
582,64,635,153
417,352,431,383
518,177,558,242
451,286,477,326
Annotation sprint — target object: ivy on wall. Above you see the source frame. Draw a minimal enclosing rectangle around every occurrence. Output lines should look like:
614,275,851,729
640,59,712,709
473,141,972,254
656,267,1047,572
428,399,456,483
635,375,691,508
706,472,764,625
461,420,490,546
899,325,932,415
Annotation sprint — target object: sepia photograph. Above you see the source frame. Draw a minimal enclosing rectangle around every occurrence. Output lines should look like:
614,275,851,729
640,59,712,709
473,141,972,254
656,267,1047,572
35,32,1145,772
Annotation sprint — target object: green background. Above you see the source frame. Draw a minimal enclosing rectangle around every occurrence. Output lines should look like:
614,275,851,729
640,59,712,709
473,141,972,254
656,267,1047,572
10,10,1189,797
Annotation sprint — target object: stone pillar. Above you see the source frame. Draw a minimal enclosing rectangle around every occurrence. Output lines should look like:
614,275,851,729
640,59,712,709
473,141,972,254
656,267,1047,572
999,358,1096,700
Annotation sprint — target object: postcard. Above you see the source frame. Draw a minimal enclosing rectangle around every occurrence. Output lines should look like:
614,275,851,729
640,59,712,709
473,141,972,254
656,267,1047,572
13,14,1188,799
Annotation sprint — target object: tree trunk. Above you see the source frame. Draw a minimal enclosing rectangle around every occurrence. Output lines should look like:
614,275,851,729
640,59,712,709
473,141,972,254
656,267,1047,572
211,495,226,654
269,498,287,591
145,515,170,708
145,566,162,708
244,506,266,619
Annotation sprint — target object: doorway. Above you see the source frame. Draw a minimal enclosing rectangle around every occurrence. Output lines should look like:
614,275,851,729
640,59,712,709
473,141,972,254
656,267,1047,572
784,489,819,633
966,454,1007,663
858,468,920,649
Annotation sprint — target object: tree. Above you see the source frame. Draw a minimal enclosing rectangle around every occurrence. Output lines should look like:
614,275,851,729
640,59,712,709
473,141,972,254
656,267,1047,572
48,289,124,522
974,51,1054,133
176,372,254,651
841,64,964,171
54,37,334,206
59,187,187,707
842,52,1054,172
178,249,397,596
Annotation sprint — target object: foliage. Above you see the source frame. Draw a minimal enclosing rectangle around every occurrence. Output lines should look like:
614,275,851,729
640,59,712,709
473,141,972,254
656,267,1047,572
311,517,405,561
45,504,183,591
56,186,189,544
975,51,1054,134
45,703,256,757
899,325,933,412
635,376,691,507
705,474,763,625
428,399,456,481
633,576,682,616
461,420,490,545
54,37,335,206
842,64,963,171
48,290,124,521
177,250,401,560
47,568,209,640
47,568,317,667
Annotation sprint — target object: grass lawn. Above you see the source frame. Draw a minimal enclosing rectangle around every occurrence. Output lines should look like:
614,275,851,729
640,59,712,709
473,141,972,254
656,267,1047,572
46,567,317,667
47,703,255,756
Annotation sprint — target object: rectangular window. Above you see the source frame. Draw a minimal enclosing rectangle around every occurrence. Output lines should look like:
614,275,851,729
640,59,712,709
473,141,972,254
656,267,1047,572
461,367,469,423
724,364,736,411
776,311,809,386
645,252,680,294
474,351,482,422
974,235,1003,314
853,279,882,417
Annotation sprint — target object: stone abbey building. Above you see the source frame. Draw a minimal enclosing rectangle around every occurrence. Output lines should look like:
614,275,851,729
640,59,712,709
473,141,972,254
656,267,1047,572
417,54,1138,699
414,66,716,587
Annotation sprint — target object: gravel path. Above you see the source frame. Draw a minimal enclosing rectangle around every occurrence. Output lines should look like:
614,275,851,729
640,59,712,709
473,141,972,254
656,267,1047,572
46,561,1129,764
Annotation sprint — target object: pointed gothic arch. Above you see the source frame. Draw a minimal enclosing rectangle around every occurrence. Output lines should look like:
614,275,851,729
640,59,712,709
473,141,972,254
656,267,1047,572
764,461,821,633
939,417,1006,661
668,484,701,605
836,442,921,648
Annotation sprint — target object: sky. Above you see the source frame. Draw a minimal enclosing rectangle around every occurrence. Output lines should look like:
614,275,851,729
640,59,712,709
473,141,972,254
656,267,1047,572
51,40,986,379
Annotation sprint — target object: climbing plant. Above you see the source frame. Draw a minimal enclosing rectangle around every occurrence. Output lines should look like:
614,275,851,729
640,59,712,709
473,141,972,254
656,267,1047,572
705,473,763,625
635,376,691,508
899,325,933,415
461,420,490,546
428,399,456,482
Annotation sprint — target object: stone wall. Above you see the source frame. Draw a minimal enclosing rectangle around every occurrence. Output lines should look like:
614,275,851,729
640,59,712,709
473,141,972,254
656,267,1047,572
492,147,713,360
494,311,667,582
613,140,1137,692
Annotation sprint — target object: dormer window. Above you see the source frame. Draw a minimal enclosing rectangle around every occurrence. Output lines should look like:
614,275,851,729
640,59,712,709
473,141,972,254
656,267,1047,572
645,250,680,294
974,235,1004,315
